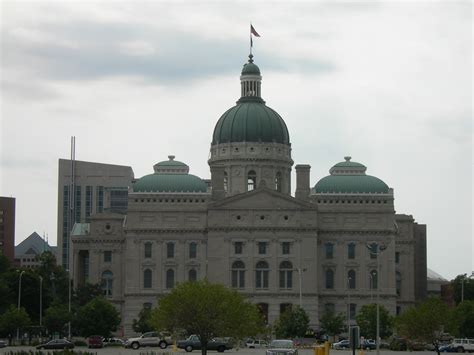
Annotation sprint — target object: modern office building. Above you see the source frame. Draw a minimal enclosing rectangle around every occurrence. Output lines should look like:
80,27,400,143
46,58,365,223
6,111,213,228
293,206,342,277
57,159,134,269
14,231,58,268
70,54,427,335
0,196,15,264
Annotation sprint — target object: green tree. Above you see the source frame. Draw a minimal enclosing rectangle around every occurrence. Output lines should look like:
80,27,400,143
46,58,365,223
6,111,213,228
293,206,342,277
355,304,393,339
150,280,265,355
396,297,450,355
73,282,103,308
74,297,120,337
319,310,345,340
0,305,31,345
450,300,474,338
452,274,474,305
274,306,309,339
44,302,71,337
132,306,153,334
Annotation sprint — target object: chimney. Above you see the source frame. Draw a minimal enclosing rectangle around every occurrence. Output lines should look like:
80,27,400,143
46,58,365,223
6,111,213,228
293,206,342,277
211,166,225,200
295,164,311,201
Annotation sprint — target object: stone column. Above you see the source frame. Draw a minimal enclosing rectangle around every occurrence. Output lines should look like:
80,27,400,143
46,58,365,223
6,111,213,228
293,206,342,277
211,166,226,200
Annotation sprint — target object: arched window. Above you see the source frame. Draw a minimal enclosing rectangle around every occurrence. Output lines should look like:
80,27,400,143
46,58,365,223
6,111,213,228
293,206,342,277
189,269,197,282
370,270,378,289
275,172,282,192
255,261,269,289
279,261,293,289
231,260,245,289
325,269,334,289
348,243,356,259
189,242,197,259
166,269,174,289
144,242,152,258
101,270,113,296
143,269,152,289
396,271,401,296
224,172,228,192
248,170,257,191
257,303,269,324
348,270,356,289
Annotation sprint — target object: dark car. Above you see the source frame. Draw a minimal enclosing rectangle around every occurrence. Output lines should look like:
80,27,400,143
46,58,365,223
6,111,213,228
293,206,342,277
88,335,104,348
439,344,456,352
0,340,7,348
177,335,232,352
361,340,376,350
36,339,74,350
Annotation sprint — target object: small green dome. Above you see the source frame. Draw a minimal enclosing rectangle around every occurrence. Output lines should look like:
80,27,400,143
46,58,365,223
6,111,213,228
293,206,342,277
133,156,207,193
242,62,261,75
133,173,208,193
314,157,389,194
212,102,290,145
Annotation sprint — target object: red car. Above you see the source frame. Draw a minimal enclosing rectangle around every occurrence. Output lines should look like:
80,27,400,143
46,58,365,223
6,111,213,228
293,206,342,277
88,335,104,348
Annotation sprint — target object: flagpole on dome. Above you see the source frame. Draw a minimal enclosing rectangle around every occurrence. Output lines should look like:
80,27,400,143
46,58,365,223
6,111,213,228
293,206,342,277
249,23,260,58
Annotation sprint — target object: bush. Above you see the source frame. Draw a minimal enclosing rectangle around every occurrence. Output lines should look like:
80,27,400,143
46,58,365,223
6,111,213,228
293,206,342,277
73,340,87,346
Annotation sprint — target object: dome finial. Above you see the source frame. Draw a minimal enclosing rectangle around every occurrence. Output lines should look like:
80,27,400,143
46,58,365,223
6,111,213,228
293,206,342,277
248,54,254,63
168,155,175,161
344,156,351,162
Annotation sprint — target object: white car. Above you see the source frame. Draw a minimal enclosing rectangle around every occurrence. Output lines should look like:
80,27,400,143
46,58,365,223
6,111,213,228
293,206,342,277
246,339,268,348
451,339,474,353
266,340,298,355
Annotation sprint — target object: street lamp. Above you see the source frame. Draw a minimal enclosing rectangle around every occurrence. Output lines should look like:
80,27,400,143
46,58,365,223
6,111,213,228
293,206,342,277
296,268,307,308
39,276,43,340
17,270,25,342
366,243,386,355
347,275,352,334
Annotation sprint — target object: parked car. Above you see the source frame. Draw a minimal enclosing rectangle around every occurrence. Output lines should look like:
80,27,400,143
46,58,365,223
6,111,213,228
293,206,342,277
177,334,233,352
36,339,74,350
0,340,6,348
362,340,376,350
246,339,268,348
266,340,298,355
439,344,456,352
103,337,124,346
451,338,474,352
332,340,350,350
124,331,171,349
88,335,104,348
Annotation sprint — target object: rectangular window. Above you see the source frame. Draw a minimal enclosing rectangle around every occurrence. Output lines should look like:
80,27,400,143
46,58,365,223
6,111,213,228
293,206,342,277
85,186,93,222
96,186,104,213
75,185,81,223
395,252,400,264
234,242,243,254
325,243,334,259
258,242,267,255
110,188,128,212
189,243,197,259
144,243,152,258
349,303,356,320
282,242,290,255
103,251,112,263
348,243,355,259
167,242,174,258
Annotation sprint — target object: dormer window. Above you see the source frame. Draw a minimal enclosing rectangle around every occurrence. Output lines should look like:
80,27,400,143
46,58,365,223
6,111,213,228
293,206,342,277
248,170,257,191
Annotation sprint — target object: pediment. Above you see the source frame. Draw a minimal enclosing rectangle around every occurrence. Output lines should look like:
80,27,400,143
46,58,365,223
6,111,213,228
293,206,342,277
208,187,315,211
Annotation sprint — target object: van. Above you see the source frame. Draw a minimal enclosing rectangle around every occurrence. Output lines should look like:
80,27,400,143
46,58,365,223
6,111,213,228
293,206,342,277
88,335,104,348
451,339,474,353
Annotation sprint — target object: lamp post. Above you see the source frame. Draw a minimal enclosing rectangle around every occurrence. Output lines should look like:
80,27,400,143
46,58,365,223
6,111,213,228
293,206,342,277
367,243,386,355
17,270,25,342
347,276,352,334
296,268,307,308
39,276,43,340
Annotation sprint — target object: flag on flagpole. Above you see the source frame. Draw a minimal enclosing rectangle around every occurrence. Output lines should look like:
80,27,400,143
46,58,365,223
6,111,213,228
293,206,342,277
250,24,260,37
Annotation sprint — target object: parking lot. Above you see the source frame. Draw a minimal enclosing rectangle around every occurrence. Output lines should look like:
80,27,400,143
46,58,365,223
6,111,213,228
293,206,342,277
0,347,437,355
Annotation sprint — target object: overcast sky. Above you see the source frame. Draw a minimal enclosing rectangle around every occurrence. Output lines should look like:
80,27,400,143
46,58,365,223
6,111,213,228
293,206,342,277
1,1,471,281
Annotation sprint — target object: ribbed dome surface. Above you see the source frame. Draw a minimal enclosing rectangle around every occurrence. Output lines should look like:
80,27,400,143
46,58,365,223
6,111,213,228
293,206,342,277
241,62,261,75
314,175,389,194
212,102,290,145
133,174,208,193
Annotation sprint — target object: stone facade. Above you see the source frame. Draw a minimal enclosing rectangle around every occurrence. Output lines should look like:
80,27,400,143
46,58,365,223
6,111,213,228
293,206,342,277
70,55,426,336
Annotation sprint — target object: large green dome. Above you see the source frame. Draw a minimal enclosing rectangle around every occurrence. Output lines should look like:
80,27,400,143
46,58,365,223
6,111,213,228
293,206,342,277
133,156,208,193
212,101,290,144
314,157,389,194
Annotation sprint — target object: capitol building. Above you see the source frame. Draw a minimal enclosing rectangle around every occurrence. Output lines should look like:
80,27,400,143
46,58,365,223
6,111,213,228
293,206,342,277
64,53,427,335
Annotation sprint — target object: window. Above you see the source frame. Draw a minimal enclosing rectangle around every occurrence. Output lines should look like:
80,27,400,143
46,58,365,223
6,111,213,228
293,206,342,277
231,261,245,288
101,270,113,296
110,188,128,212
282,242,290,255
370,270,378,289
189,242,197,259
396,306,401,315
167,242,174,258
96,186,104,213
349,303,356,320
248,170,257,191
189,269,197,282
396,272,401,296
103,251,112,263
275,172,282,192
234,242,243,254
144,242,152,258
143,269,152,288
143,302,152,309
325,269,334,289
280,303,292,314
279,261,293,289
325,243,334,259
224,172,228,192
258,242,267,255
166,269,174,289
257,303,269,324
395,252,400,264
369,243,378,259
348,243,355,259
85,186,92,222
256,261,269,289
348,270,356,289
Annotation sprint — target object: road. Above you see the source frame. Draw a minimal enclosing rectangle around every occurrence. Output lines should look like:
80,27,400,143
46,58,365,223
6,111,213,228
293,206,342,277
0,346,437,355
